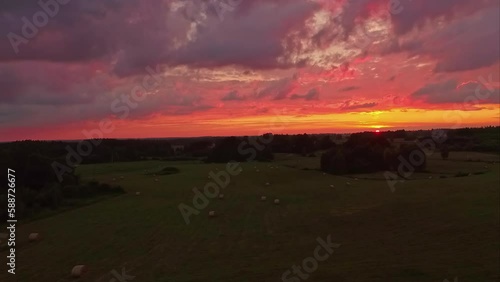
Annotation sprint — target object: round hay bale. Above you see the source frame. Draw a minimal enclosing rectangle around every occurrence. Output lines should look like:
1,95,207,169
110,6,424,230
120,176,124,180
71,265,88,278
428,176,433,179
265,182,270,186
135,192,141,196
256,169,260,172
219,194,224,199
209,211,216,217
154,178,159,182
330,184,335,188
274,199,280,205
112,178,116,181
345,182,351,186
28,233,40,242
261,196,267,201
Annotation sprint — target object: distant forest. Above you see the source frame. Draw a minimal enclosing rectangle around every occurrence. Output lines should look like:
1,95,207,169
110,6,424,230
1,126,498,165
0,126,498,221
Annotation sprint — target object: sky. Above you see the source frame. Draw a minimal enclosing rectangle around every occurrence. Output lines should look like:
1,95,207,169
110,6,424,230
0,0,499,141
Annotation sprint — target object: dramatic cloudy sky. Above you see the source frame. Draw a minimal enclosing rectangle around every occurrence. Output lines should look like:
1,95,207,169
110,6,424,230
0,0,499,141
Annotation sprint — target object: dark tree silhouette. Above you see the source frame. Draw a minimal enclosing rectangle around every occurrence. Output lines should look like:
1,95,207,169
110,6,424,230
441,144,450,160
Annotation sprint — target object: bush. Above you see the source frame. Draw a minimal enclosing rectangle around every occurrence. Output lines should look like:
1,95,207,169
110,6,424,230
0,180,125,222
321,148,348,174
62,185,80,198
440,144,450,160
159,167,180,175
398,144,427,173
321,145,389,174
455,172,469,177
35,184,63,209
207,136,274,163
383,147,399,171
207,137,247,163
321,134,427,175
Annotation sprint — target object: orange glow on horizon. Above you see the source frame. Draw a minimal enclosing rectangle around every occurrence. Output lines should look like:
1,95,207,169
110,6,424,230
3,106,498,142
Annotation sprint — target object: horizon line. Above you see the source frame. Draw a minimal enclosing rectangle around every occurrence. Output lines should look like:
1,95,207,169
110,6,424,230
2,125,498,143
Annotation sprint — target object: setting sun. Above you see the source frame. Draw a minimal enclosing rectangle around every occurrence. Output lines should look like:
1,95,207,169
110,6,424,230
0,1,499,281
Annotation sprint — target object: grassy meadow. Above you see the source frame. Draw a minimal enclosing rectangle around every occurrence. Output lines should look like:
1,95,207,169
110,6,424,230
1,152,499,281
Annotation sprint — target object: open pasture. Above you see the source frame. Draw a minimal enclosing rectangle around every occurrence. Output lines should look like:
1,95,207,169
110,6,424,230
1,154,498,282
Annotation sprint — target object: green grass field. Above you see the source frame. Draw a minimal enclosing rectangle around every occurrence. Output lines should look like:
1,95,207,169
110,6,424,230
1,152,499,281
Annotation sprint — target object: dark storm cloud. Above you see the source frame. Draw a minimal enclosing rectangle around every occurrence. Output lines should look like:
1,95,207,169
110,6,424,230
339,100,378,110
382,7,499,73
221,90,246,101
168,0,319,70
338,86,360,92
412,79,500,104
290,88,319,101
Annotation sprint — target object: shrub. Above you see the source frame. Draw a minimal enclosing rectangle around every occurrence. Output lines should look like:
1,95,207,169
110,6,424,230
62,185,80,198
207,137,247,163
36,184,63,209
160,167,180,175
440,144,450,160
455,172,469,177
398,144,427,173
321,134,427,175
321,144,389,174
321,148,348,174
207,136,274,163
